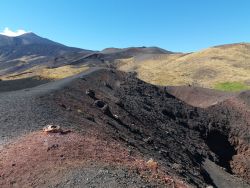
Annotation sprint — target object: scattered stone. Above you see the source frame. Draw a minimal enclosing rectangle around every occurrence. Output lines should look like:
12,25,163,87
60,103,67,109
128,148,133,155
143,137,153,144
146,158,158,172
103,82,113,89
115,99,124,108
113,114,119,119
86,116,95,122
43,125,62,133
94,100,106,108
60,103,71,111
206,186,214,188
159,149,169,155
172,163,183,173
47,144,59,151
94,100,110,115
86,89,95,98
163,176,174,184
66,107,72,111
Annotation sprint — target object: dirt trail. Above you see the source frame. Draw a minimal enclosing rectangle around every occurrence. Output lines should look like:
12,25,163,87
0,67,101,145
203,159,250,188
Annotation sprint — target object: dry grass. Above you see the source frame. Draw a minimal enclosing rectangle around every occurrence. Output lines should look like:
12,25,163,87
117,43,250,90
38,65,89,79
1,65,89,80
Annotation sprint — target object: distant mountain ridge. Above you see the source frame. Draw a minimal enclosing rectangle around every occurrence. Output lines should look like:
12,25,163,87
68,46,171,67
0,32,63,47
0,32,86,60
0,33,93,76
1,32,250,92
0,33,173,78
101,46,172,54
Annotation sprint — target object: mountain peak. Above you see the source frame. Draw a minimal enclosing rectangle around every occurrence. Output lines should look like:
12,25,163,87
0,32,64,47
18,32,36,37
0,27,29,37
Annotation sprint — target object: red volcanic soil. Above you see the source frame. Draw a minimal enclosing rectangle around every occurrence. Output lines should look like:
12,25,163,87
0,130,187,188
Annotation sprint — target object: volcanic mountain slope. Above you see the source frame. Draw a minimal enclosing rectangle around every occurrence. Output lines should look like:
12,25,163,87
0,40,170,81
117,43,250,91
0,33,93,77
67,46,171,68
0,46,170,83
0,68,249,187
101,46,171,57
165,86,235,108
2,37,250,93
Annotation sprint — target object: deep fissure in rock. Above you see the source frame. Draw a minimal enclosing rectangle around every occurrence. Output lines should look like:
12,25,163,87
205,130,236,172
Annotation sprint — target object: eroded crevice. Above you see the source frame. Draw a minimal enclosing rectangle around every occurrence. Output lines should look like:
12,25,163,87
205,130,236,173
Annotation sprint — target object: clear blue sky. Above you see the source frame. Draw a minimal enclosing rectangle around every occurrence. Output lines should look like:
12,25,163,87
0,0,250,52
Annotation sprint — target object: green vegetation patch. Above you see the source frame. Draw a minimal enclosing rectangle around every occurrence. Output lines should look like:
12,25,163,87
214,82,250,92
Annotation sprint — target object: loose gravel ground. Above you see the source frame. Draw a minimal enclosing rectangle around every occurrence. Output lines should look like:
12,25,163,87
0,68,249,188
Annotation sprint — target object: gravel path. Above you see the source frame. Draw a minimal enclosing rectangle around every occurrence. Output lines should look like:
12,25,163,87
48,166,156,188
203,159,250,188
0,67,101,145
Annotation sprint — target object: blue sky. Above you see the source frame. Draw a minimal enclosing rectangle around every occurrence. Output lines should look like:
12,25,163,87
0,0,250,52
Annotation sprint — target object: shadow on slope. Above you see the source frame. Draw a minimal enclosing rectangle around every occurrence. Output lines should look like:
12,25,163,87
0,77,50,92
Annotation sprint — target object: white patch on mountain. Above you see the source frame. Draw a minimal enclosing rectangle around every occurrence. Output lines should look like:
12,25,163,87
0,27,28,37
